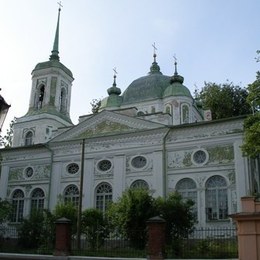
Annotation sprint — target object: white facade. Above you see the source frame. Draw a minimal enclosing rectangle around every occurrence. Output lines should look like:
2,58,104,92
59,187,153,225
0,13,253,228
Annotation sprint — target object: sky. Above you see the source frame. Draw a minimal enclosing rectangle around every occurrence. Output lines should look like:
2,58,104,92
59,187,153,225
0,0,260,134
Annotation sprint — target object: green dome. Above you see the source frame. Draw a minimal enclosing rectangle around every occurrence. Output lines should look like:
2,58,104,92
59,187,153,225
163,68,192,98
33,60,73,79
122,73,171,105
163,82,192,98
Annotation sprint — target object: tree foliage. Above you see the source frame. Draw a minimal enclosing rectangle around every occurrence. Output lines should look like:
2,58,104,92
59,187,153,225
53,201,78,234
107,188,156,249
18,209,55,249
90,99,101,114
155,192,195,242
107,189,195,249
0,199,12,224
241,114,260,158
197,82,250,120
247,71,260,114
241,52,260,159
0,117,16,148
81,208,109,249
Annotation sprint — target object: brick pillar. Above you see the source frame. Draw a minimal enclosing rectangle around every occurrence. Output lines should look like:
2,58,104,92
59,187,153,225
54,217,71,256
230,196,260,260
146,216,166,260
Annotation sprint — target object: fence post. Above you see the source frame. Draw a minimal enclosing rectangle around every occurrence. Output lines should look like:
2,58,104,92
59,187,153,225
54,217,71,256
230,196,260,260
146,216,166,260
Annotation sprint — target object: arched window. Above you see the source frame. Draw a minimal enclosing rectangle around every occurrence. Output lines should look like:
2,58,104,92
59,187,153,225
60,88,67,113
25,131,33,146
64,185,79,206
11,189,24,222
165,104,172,115
137,111,145,116
176,178,197,218
205,175,228,221
95,182,112,213
38,85,45,109
130,179,149,190
182,104,189,123
31,188,45,213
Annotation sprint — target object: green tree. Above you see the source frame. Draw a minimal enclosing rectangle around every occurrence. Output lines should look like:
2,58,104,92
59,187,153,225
53,201,78,234
0,199,12,224
107,188,156,249
241,52,260,159
0,117,16,148
155,192,195,244
247,71,260,114
90,98,101,114
241,113,260,159
18,209,54,249
81,208,109,249
197,82,250,120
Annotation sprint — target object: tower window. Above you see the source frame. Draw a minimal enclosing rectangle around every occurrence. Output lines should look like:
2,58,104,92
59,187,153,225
182,104,189,124
38,85,45,109
165,104,172,115
25,131,33,146
60,88,67,113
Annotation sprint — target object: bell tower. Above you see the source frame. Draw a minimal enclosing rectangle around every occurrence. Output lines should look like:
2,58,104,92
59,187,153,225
12,6,74,147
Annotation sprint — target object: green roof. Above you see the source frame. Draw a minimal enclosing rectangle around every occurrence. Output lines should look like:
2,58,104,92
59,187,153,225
33,60,73,78
122,73,171,105
163,82,192,98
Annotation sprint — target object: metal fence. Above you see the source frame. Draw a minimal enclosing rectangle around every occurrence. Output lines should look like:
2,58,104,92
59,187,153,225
166,226,238,259
0,225,238,259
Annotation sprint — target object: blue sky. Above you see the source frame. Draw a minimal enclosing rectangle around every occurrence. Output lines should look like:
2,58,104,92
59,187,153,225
0,0,260,133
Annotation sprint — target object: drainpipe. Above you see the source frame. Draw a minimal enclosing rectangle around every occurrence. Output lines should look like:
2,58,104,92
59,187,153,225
77,139,85,250
162,128,171,199
44,144,54,211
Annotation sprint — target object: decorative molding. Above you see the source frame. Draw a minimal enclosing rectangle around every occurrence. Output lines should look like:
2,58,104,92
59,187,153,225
9,165,50,181
53,110,164,142
126,153,153,173
167,120,243,143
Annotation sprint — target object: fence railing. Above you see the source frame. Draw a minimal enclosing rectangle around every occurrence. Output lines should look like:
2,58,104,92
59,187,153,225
166,226,238,259
0,225,238,259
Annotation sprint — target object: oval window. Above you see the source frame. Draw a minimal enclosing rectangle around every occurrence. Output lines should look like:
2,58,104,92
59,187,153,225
131,156,147,169
67,163,79,174
98,160,112,172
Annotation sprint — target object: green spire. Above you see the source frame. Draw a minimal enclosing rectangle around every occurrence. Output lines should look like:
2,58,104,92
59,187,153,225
107,68,121,95
170,56,184,84
49,7,61,61
149,43,162,75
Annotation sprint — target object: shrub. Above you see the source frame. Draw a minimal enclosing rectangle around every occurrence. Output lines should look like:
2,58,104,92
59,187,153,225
81,208,109,249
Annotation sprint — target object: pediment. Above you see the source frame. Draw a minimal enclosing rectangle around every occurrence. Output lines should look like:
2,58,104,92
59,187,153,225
51,110,164,142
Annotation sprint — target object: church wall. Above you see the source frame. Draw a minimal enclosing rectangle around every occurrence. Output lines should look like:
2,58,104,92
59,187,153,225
165,120,244,227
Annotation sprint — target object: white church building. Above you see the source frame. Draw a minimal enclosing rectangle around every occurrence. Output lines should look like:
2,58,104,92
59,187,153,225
0,8,254,228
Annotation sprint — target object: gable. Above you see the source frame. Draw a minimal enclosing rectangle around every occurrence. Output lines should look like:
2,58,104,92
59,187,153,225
51,110,164,142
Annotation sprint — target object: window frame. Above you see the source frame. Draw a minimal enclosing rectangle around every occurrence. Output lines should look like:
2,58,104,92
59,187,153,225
10,189,25,223
95,182,113,213
205,175,228,221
